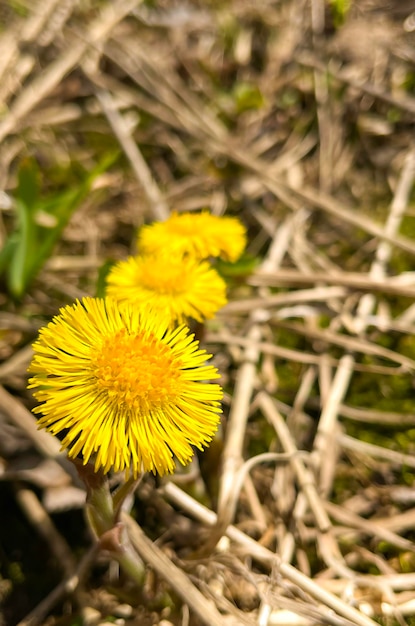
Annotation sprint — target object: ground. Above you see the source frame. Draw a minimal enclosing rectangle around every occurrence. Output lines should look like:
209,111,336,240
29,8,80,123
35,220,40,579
2,1,415,625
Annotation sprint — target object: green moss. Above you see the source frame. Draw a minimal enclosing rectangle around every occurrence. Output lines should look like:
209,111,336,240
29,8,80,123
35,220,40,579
328,0,351,27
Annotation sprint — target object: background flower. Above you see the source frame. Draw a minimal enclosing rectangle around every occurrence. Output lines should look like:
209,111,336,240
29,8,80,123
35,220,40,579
28,297,223,477
137,211,247,262
106,253,227,325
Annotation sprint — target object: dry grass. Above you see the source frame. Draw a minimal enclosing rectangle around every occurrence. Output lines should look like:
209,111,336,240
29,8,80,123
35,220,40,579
2,1,415,625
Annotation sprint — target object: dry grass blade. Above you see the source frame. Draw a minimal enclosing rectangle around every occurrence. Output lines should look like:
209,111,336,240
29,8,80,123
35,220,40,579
206,330,323,365
220,286,347,314
325,500,415,552
0,0,143,142
248,269,415,299
312,147,415,493
299,53,415,116
212,323,262,551
272,321,415,370
163,483,378,626
15,487,77,576
94,87,169,221
0,385,63,459
0,0,62,82
106,35,415,256
338,404,415,425
257,392,331,534
123,513,231,626
339,433,415,468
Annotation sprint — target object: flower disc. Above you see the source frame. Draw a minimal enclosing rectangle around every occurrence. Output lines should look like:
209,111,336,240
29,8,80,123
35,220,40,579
28,298,223,477
106,254,227,325
138,211,247,262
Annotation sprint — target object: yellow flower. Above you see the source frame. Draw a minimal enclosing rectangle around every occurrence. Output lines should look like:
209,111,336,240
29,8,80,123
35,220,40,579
138,211,247,262
28,298,222,477
106,254,227,326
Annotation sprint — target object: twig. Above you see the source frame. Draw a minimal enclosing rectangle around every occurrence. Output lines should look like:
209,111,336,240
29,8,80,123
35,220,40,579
248,269,415,299
123,513,230,626
325,501,415,553
0,344,34,381
207,332,406,376
15,486,77,576
271,321,415,370
257,392,331,534
162,482,378,626
338,404,415,426
0,0,61,81
107,37,415,257
0,385,82,485
310,0,336,192
209,322,262,551
219,286,347,314
298,52,415,116
313,148,415,495
0,0,143,142
94,87,169,222
339,433,415,468
206,331,323,365
0,385,62,458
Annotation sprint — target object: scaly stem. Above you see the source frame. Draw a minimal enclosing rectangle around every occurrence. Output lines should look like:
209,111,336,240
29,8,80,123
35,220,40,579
72,458,145,583
99,522,145,586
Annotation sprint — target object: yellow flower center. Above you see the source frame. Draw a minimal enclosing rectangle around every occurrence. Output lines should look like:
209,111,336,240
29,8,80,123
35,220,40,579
139,263,190,295
92,329,181,411
167,220,194,236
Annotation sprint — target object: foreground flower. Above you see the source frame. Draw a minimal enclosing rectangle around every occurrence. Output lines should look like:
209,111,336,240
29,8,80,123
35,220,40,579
28,298,222,477
138,211,247,262
106,254,227,326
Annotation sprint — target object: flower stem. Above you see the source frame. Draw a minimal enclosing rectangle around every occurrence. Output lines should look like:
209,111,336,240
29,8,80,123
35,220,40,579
73,459,145,583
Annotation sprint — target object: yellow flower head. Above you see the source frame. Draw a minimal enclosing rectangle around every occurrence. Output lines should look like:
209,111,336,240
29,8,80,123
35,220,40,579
106,254,227,326
138,211,247,262
28,298,222,477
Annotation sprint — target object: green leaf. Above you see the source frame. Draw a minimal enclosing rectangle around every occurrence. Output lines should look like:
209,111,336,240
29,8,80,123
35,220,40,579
7,198,39,297
215,254,258,278
329,0,351,27
233,82,265,114
16,157,40,212
4,151,119,298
